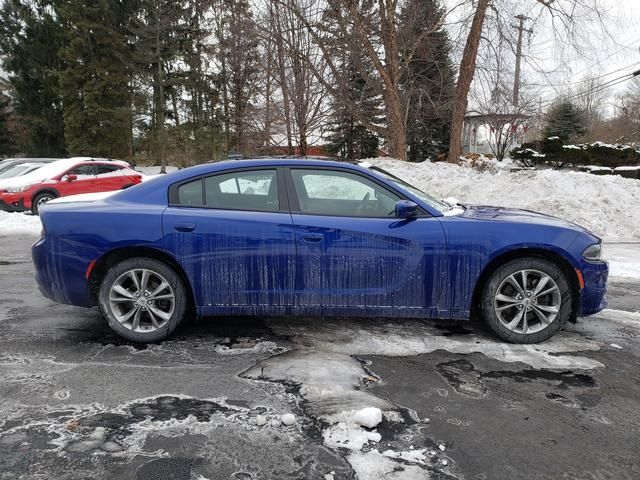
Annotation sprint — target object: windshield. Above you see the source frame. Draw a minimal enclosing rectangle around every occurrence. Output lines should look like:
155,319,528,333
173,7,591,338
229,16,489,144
368,166,453,212
0,164,41,179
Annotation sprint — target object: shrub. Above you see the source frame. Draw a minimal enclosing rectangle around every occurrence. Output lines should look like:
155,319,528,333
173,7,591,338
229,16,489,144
510,139,640,169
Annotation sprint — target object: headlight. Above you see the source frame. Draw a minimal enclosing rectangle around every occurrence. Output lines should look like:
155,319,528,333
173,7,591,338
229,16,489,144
582,243,603,261
6,185,28,193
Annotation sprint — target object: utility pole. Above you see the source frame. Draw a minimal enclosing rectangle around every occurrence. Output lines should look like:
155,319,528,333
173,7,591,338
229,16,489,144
512,14,533,107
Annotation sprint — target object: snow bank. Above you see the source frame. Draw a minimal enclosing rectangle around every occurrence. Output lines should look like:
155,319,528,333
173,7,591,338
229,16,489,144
368,157,640,240
606,243,640,280
0,211,41,235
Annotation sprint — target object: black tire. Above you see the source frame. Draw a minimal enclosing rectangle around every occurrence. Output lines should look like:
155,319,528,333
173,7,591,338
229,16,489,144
481,257,573,344
98,257,188,343
32,192,57,215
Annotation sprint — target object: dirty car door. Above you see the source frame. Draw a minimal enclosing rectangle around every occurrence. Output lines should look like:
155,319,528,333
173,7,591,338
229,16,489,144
286,167,447,312
163,168,296,312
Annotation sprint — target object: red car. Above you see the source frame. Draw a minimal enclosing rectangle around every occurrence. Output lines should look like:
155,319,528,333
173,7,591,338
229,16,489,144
0,158,142,214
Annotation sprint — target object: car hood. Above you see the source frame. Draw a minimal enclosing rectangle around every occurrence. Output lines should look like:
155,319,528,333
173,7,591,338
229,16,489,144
458,205,593,234
0,174,53,190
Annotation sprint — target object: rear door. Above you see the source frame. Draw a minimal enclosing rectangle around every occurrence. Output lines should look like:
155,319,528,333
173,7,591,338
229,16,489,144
94,163,129,191
162,168,296,311
286,167,447,311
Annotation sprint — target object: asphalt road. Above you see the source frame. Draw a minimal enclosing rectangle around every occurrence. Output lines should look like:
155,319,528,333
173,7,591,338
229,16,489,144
1,233,639,480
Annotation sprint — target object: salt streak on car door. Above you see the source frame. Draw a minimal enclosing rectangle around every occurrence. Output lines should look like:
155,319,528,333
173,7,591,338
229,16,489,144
287,168,448,313
162,168,296,313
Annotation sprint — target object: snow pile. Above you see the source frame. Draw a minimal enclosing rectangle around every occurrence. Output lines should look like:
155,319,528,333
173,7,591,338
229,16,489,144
353,407,382,428
368,157,640,240
0,211,41,235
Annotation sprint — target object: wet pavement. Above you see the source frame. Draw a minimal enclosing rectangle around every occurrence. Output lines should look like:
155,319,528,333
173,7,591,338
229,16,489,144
1,233,639,480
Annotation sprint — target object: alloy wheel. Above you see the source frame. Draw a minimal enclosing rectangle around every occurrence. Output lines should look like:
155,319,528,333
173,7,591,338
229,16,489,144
108,268,175,332
493,269,561,334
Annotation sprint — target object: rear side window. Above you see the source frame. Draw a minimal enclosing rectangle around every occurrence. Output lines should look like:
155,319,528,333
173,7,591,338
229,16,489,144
96,164,123,175
173,170,278,211
177,179,203,206
205,171,278,211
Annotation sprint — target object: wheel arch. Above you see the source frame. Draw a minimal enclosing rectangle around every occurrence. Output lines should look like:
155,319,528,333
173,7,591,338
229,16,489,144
88,246,196,309
471,247,581,321
31,188,60,202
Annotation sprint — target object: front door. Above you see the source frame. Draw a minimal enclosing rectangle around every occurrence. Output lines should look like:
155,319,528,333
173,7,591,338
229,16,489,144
162,168,296,312
286,167,447,312
57,163,97,196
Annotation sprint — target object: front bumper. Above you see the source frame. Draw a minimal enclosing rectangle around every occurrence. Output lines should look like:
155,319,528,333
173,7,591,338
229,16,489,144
0,196,26,212
579,259,609,316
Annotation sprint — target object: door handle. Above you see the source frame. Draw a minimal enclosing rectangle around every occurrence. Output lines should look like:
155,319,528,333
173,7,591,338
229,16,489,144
174,223,196,232
301,234,323,243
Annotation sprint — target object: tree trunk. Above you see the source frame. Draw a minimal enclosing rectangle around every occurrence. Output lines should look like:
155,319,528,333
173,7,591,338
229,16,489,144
447,0,490,164
384,88,406,160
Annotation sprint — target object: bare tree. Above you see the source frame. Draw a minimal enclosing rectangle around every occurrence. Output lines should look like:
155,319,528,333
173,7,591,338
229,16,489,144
474,82,534,162
273,0,452,160
446,0,490,163
573,74,607,137
447,0,615,163
267,0,330,156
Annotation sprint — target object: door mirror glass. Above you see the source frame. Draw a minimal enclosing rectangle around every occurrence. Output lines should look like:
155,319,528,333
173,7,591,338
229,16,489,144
63,174,77,182
394,200,419,218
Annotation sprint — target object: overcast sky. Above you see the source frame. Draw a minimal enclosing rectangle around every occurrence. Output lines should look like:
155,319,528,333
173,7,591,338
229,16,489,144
447,0,640,114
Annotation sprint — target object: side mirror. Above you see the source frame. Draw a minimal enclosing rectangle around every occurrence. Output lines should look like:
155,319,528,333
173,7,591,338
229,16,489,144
63,174,77,182
394,200,419,219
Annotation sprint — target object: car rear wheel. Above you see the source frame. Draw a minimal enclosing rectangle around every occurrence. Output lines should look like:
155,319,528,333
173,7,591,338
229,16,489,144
32,192,57,214
98,258,188,342
481,257,573,343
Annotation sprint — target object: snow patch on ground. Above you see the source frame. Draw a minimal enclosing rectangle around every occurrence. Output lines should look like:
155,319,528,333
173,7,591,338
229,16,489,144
323,417,381,451
368,157,640,240
348,450,431,480
0,211,41,235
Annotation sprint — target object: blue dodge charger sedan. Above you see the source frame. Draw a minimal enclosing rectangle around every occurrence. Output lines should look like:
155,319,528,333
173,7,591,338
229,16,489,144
32,159,608,344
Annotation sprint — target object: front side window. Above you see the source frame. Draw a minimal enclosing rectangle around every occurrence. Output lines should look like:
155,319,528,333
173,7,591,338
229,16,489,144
369,166,453,213
291,169,401,217
174,170,278,211
66,164,96,177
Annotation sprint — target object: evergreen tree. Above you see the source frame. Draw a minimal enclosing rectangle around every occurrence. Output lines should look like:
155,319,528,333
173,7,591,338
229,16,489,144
544,100,587,141
324,0,381,160
0,0,66,156
132,0,189,170
56,0,136,158
0,93,15,156
325,58,380,159
217,0,259,155
399,0,455,162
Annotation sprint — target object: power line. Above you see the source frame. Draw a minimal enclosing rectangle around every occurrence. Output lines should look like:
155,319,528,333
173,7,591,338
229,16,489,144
539,68,640,110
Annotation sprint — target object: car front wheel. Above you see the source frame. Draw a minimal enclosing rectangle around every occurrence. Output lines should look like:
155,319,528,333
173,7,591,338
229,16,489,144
98,258,188,342
481,257,573,343
32,192,57,214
